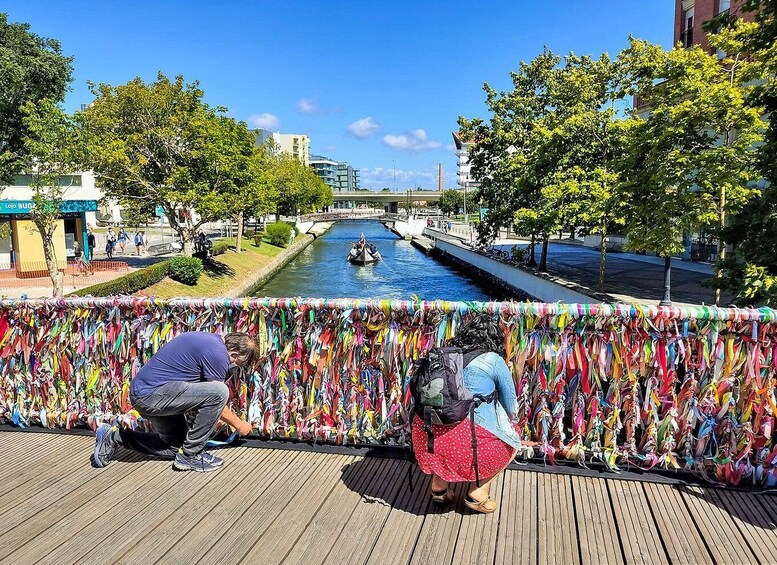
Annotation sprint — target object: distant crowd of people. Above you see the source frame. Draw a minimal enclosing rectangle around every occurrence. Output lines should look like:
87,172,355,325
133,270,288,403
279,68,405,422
83,226,149,261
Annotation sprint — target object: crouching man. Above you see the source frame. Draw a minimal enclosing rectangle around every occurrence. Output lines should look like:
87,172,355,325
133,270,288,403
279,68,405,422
92,332,257,473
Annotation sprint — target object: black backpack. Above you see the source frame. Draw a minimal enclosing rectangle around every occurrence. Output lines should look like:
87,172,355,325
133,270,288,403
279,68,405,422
409,346,495,486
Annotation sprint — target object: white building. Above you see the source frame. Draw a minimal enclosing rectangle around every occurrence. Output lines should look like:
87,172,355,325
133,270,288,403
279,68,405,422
0,171,100,273
254,129,310,166
452,131,480,190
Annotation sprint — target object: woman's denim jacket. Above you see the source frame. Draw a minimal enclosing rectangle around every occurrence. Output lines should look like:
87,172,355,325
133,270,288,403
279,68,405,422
464,352,521,449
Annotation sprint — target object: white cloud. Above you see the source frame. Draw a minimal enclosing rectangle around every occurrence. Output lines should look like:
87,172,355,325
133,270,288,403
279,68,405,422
325,145,336,152
347,116,380,139
445,143,456,152
297,97,321,115
247,113,279,130
383,129,442,152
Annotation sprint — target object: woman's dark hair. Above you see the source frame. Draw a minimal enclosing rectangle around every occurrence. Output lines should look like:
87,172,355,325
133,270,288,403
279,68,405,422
450,313,506,358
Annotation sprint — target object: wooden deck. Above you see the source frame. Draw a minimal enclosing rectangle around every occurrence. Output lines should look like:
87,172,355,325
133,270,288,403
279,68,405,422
2,431,777,564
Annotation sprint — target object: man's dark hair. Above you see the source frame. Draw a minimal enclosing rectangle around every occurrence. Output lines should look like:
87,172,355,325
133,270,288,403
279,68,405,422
450,313,506,357
224,332,260,366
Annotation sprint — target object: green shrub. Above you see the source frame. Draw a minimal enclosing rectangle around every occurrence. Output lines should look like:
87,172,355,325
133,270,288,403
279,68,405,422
266,222,293,248
210,239,232,256
168,257,203,285
71,260,171,297
253,233,264,247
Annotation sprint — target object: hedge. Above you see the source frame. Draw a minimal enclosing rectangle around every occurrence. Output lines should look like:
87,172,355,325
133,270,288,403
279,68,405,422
168,257,203,285
71,260,171,297
210,239,232,256
266,222,293,248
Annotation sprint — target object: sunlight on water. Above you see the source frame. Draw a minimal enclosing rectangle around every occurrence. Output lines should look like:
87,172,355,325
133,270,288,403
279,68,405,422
253,220,497,300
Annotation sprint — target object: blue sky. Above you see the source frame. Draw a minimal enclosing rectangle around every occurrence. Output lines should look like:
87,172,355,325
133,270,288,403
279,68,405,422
4,1,674,189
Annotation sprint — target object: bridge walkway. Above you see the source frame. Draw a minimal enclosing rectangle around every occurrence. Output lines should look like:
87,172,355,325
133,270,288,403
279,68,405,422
2,430,776,564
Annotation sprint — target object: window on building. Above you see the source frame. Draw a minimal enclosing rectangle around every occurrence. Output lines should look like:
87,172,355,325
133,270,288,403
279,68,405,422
718,0,731,14
681,9,694,48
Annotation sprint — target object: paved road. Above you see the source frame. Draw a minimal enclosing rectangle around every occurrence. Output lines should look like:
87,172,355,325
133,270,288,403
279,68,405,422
522,243,726,306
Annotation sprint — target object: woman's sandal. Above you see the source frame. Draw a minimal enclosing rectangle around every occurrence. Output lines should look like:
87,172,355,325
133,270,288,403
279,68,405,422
431,488,455,504
464,495,498,514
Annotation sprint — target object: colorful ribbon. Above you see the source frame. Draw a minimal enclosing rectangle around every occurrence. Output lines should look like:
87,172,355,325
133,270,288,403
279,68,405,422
1,297,776,487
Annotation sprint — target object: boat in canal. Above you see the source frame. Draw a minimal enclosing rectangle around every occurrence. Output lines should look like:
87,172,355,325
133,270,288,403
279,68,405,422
348,236,381,265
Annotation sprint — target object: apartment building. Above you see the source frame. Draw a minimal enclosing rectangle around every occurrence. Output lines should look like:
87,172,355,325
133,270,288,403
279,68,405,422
676,0,755,52
253,129,310,166
451,131,480,191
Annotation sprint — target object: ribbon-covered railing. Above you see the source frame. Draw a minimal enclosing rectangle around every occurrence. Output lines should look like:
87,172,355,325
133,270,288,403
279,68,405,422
1,297,777,487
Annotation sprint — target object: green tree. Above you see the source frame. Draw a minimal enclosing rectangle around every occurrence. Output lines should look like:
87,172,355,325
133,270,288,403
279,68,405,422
270,154,331,219
20,99,84,296
438,189,462,216
460,49,561,270
81,73,246,255
0,13,74,184
619,38,763,304
710,4,777,306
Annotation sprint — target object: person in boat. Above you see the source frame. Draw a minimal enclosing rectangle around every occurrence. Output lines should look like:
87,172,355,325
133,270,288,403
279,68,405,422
412,314,520,514
92,332,257,473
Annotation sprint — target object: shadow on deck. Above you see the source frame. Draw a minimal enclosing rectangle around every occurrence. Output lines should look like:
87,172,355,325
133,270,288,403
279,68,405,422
2,431,777,564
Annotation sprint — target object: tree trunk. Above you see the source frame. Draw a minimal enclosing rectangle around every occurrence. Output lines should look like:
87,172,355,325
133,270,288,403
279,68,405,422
38,225,63,297
715,183,726,306
570,225,576,240
236,212,244,254
660,255,672,306
539,236,549,272
528,234,537,267
598,233,607,293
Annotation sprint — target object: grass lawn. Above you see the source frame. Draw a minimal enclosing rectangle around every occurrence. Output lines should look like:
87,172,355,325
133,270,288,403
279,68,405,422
143,237,283,298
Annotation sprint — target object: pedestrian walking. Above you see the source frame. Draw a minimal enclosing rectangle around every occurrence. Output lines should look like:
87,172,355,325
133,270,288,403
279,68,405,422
87,227,96,261
134,232,143,255
105,238,114,260
117,228,129,254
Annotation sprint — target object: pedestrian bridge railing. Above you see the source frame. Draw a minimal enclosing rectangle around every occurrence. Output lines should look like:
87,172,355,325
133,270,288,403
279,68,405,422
1,297,776,487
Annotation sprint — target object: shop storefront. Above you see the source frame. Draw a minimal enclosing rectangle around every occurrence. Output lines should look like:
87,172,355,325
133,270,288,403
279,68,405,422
0,200,97,276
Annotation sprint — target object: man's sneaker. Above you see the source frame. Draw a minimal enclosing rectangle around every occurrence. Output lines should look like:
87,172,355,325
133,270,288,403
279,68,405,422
173,450,222,473
92,423,119,468
201,451,224,467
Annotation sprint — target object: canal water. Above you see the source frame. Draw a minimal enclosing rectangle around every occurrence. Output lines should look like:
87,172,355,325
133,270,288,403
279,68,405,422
253,220,497,300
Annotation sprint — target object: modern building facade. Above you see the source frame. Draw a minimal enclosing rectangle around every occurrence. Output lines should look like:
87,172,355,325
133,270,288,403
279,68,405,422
452,132,479,191
253,129,310,166
309,155,360,209
0,171,99,274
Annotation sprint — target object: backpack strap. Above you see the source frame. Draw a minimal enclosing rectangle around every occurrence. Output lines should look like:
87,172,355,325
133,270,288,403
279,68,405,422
469,392,497,488
423,406,435,454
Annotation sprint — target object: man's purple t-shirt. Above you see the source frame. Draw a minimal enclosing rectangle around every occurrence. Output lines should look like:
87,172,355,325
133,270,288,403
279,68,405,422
130,332,230,398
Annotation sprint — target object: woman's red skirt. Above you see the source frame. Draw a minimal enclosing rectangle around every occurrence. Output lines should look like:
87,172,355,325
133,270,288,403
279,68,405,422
411,418,517,483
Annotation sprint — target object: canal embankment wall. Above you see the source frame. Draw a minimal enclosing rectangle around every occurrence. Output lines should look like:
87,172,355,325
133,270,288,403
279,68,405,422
225,233,316,297
424,230,597,303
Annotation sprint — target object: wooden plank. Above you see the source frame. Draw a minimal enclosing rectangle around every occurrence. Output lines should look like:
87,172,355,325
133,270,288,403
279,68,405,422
162,449,320,564
451,472,504,565
198,453,353,564
0,434,89,499
323,458,410,565
281,456,385,565
0,431,64,469
365,468,433,565
494,469,537,565
0,452,149,557
642,482,712,565
607,480,667,564
0,457,172,561
572,476,622,565
537,473,580,565
679,486,758,564
409,481,468,565
73,447,272,564
711,490,777,564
